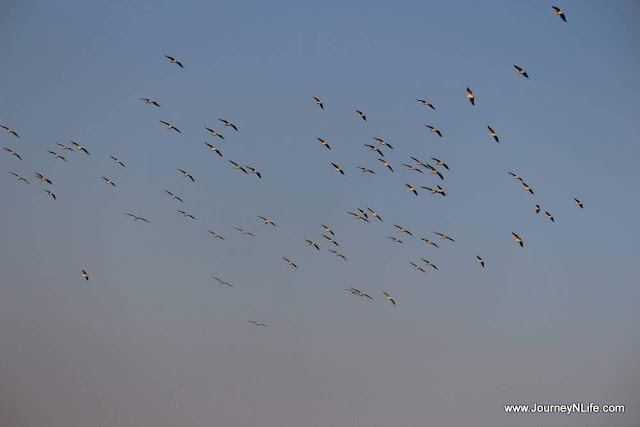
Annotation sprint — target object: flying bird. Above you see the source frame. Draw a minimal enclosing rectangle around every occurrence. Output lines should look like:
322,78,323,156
357,166,376,174
410,262,426,273
574,198,584,209
552,6,567,22
233,227,255,237
3,147,22,160
317,137,331,150
422,185,447,196
417,99,436,110
367,207,383,221
378,158,394,172
402,164,424,173
246,166,262,178
347,211,370,222
313,97,324,110
356,110,367,121
304,239,320,250
283,257,299,268
258,216,276,226
207,230,225,240
139,98,160,107
70,141,91,155
535,205,541,213
514,65,529,79
212,276,233,287
159,121,181,133
249,320,268,327
488,126,500,143
425,125,443,137
229,160,247,173
364,144,384,157
56,143,74,151
373,137,394,149
466,87,476,105
382,291,396,305
421,258,438,270
205,127,225,140
218,119,238,131
394,224,413,236
125,213,150,223
522,182,534,194
426,164,444,180
82,270,89,281
420,238,439,248
177,210,196,219
545,212,555,222
509,172,524,181
43,189,56,200
329,249,347,261
476,255,485,268
322,224,335,236
178,169,195,182
165,190,183,202
331,162,345,175
346,287,373,299
165,54,184,68
322,234,340,246
110,156,126,167
204,142,223,156
0,125,20,138
411,157,427,168
48,151,67,162
101,177,116,187
512,232,524,247
9,172,29,184
405,183,419,196
34,172,52,184
389,236,403,244
433,231,455,242
430,157,450,170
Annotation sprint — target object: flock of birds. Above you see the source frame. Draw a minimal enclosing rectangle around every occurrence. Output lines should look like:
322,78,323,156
2,5,581,331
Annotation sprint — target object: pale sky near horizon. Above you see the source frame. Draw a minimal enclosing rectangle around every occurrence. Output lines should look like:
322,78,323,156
1,1,639,426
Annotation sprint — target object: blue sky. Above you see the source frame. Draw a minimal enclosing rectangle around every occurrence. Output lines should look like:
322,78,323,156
1,0,639,426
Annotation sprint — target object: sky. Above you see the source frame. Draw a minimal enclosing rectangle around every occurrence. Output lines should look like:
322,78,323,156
1,0,639,426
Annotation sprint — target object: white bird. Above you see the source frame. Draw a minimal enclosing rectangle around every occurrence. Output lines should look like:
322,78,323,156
205,127,225,140
229,160,248,173
70,141,91,155
321,224,335,236
204,142,223,156
425,125,443,137
246,166,262,178
416,99,435,110
476,255,485,268
177,210,196,220
304,239,320,250
322,234,339,246
367,207,383,221
283,257,299,268
258,216,276,226
317,137,331,150
379,158,394,172
552,6,567,22
466,87,475,105
574,198,584,209
165,190,183,202
101,177,116,187
430,157,450,170
165,54,184,68
394,224,413,236
249,320,267,327
313,97,324,110
512,232,524,247
421,258,438,270
207,230,225,240
178,169,195,182
356,109,367,121
125,213,150,223
43,189,56,200
488,126,500,143
139,98,161,107
0,125,20,138
81,270,89,281
233,227,255,237
9,172,29,184
358,166,376,174
382,291,396,305
110,156,126,167
373,137,394,149
331,162,345,175
514,65,529,79
212,276,233,287
405,183,418,196
420,238,439,248
3,147,22,160
34,172,52,184
433,231,454,242
218,119,238,131
329,249,347,261
159,120,181,133
48,151,67,162
410,262,426,273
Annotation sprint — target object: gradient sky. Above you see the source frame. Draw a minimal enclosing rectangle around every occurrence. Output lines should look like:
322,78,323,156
1,0,639,426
